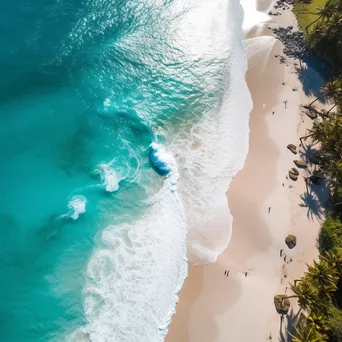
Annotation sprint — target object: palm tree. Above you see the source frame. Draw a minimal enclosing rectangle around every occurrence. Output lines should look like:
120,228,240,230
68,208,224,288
290,323,327,342
310,119,333,145
324,13,342,41
307,310,328,332
294,278,303,286
305,0,338,33
320,249,342,272
309,114,342,183
306,260,339,293
321,79,342,104
308,97,319,107
327,103,337,114
308,79,342,108
299,119,329,146
305,24,327,49
283,281,319,310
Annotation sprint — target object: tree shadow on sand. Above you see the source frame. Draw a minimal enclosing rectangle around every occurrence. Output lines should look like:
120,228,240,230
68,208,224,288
279,308,305,342
299,144,319,164
300,181,326,221
295,49,330,99
298,143,330,221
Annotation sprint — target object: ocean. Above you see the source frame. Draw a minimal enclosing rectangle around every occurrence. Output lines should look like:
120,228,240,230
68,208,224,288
0,0,251,341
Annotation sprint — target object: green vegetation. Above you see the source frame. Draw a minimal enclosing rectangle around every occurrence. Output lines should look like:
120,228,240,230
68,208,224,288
278,0,342,340
280,249,342,341
293,0,329,33
320,215,342,252
291,322,327,341
295,0,342,67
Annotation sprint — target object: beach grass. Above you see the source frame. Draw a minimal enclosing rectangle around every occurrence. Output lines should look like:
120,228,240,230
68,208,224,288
293,0,329,34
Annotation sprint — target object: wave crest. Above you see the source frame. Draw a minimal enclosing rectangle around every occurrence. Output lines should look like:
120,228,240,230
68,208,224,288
71,192,187,342
67,195,87,220
96,163,120,193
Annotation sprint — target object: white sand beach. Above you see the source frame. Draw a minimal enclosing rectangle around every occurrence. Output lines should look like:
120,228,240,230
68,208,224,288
166,1,328,341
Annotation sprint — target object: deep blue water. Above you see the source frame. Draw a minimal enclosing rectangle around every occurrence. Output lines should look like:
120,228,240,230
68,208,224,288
0,0,235,340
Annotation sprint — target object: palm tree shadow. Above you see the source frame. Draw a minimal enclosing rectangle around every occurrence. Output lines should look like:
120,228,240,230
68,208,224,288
297,141,329,221
297,144,330,220
299,183,325,221
310,179,330,206
299,144,319,163
295,51,330,99
279,308,304,342
279,314,290,342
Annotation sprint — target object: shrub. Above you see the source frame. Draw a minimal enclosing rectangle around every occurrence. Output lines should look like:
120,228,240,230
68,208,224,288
327,306,342,342
319,215,342,253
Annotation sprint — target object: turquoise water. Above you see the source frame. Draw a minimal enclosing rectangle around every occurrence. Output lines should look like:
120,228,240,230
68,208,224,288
0,0,250,340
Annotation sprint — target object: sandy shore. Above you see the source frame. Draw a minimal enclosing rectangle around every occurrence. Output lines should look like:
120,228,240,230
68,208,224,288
166,2,327,341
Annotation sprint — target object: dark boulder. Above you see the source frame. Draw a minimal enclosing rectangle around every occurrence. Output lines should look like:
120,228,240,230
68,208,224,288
274,295,290,314
285,234,297,249
294,160,307,168
287,144,297,154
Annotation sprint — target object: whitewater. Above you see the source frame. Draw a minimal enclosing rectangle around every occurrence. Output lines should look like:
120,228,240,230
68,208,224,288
72,0,252,340
0,0,276,340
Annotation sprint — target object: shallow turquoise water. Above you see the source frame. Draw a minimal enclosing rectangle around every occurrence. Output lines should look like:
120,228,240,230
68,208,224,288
0,0,247,340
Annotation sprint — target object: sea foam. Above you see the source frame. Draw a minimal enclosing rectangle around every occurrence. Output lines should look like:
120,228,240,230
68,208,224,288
71,192,187,342
241,0,270,35
67,195,87,220
241,0,275,77
168,0,253,264
96,163,120,193
167,0,274,265
75,0,254,340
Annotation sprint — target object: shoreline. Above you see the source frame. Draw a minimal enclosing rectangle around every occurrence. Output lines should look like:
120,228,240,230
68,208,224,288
166,1,326,341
